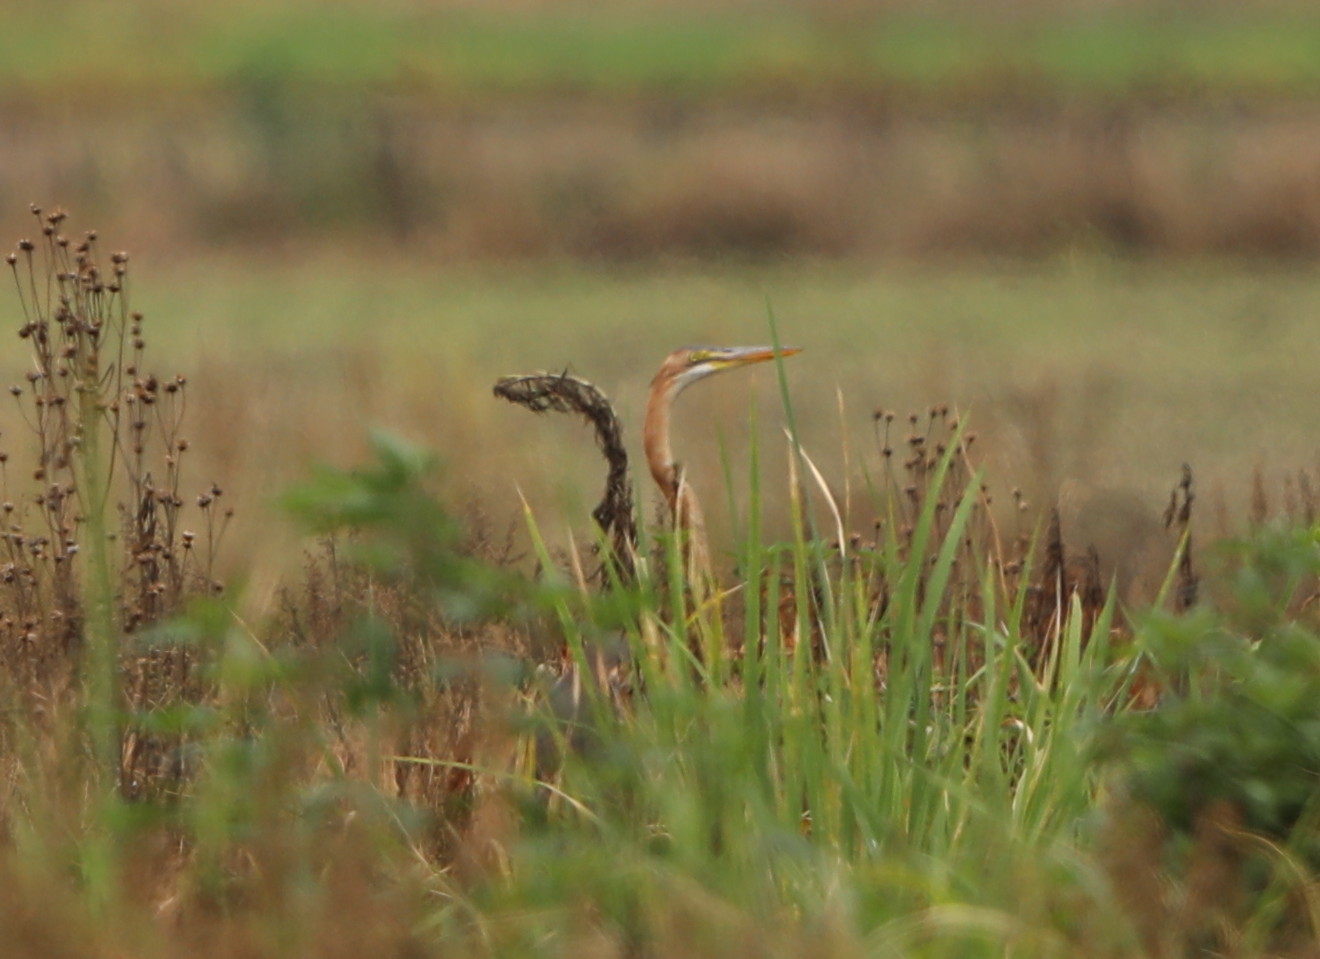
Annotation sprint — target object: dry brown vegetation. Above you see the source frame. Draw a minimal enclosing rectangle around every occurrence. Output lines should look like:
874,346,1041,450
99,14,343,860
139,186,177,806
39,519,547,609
7,104,1320,260
0,205,1317,957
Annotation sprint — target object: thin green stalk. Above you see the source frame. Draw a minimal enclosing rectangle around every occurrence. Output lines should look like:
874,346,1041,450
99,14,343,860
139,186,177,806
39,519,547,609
75,357,123,911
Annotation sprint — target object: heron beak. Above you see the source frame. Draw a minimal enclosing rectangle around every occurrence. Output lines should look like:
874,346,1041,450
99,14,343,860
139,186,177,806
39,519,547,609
712,345,802,369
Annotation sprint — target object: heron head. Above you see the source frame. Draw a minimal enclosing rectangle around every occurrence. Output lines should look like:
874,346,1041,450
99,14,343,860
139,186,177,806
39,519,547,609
655,345,802,397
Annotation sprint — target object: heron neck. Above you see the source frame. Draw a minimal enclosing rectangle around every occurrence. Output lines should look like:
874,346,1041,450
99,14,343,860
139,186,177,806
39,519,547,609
643,377,679,510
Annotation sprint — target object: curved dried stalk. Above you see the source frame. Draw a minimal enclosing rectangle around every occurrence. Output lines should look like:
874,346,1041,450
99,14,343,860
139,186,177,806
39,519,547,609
494,372,636,580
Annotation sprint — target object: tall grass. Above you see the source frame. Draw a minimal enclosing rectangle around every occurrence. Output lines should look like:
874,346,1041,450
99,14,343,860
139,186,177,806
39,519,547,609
482,399,1140,956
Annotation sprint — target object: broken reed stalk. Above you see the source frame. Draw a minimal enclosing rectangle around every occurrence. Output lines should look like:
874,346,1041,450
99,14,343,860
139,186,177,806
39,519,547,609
494,371,636,579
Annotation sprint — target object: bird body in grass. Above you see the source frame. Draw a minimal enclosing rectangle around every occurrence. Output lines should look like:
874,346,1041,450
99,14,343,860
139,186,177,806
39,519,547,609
498,344,800,782
642,345,801,580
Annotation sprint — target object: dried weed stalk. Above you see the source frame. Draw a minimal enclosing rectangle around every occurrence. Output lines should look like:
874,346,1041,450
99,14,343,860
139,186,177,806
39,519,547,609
6,208,228,647
1163,463,1199,612
871,404,1121,676
5,206,230,793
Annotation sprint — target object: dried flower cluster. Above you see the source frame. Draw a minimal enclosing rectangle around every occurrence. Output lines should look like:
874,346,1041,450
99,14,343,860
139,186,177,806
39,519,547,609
4,206,229,683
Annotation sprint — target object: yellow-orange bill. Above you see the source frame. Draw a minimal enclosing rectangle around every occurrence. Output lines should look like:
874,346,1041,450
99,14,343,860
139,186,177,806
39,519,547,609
722,345,802,365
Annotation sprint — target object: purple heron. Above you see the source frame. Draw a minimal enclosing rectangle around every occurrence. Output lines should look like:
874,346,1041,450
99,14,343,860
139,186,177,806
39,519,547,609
498,345,801,711
643,345,801,574
495,344,800,578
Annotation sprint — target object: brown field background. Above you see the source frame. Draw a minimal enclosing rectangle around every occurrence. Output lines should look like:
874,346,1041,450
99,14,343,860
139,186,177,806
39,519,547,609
3,0,1320,606
7,102,1320,259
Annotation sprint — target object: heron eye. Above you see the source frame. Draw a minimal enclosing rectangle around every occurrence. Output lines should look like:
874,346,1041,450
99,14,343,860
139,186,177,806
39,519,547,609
689,350,711,364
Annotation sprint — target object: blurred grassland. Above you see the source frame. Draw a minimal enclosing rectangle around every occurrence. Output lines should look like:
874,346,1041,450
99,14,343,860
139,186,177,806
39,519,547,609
5,0,1320,590
4,8,1320,954
86,252,1320,594
10,3,1320,259
6,2,1320,102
